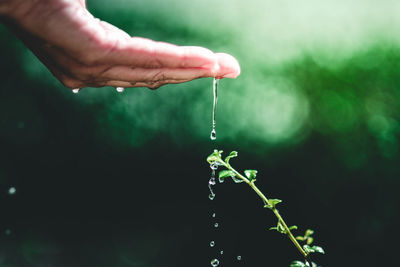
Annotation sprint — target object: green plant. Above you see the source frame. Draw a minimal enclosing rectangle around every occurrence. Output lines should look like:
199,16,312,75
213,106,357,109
207,150,325,267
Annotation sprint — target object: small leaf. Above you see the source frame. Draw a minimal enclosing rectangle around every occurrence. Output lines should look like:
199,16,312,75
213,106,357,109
305,229,314,237
289,225,298,231
306,237,314,245
290,261,306,267
268,199,282,208
207,150,222,164
303,245,315,254
219,170,233,179
311,246,325,254
244,170,257,181
296,236,305,241
232,176,245,183
224,151,238,164
269,222,286,234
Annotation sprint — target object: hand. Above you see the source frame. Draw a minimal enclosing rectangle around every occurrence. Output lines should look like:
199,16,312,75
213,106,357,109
0,0,240,90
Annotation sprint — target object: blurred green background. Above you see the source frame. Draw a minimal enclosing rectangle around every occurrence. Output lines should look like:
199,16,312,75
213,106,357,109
1,0,400,266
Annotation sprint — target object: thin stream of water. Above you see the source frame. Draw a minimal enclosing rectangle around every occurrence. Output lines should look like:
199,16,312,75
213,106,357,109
210,78,219,140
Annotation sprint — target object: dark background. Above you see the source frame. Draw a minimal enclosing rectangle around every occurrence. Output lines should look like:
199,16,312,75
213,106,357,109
1,0,400,266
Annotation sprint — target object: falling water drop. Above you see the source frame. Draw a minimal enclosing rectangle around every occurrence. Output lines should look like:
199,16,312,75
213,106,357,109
8,187,16,195
210,78,219,140
237,256,242,261
210,129,216,140
116,87,125,93
209,193,215,200
72,88,80,94
5,229,11,236
210,241,215,247
210,259,220,267
214,223,219,228
220,250,224,255
212,213,216,218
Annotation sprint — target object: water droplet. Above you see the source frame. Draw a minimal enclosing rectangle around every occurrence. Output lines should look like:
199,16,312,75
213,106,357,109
220,250,224,255
210,241,215,247
210,163,218,171
218,176,225,183
116,87,125,93
210,259,219,267
5,229,11,236
210,129,216,140
72,88,80,94
214,223,219,228
209,178,216,186
8,187,16,195
209,193,215,200
237,256,242,261
212,213,216,218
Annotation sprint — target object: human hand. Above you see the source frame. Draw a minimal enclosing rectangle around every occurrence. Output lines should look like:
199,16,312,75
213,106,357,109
0,0,240,91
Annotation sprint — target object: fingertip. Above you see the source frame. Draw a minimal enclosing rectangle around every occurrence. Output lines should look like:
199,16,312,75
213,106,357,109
215,53,241,78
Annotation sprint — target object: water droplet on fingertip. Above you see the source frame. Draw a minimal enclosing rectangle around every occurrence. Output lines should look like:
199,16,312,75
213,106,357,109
116,87,125,93
72,88,80,94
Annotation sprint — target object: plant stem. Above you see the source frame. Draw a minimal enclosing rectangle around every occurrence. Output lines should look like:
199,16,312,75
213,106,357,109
216,158,309,259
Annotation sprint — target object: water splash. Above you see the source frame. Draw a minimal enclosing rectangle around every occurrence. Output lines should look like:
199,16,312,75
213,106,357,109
210,78,219,140
211,259,220,267
208,163,218,200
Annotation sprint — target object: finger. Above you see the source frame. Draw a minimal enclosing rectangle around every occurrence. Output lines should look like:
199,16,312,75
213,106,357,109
97,65,213,83
215,53,241,78
98,36,219,69
101,79,193,89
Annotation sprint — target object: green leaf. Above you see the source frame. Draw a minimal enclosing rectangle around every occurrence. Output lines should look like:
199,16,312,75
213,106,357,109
289,225,298,231
219,170,234,179
244,170,258,181
296,236,305,241
268,199,282,208
224,151,238,164
306,237,314,245
303,245,315,254
290,261,306,267
269,221,286,234
305,229,314,237
311,246,325,254
207,150,223,164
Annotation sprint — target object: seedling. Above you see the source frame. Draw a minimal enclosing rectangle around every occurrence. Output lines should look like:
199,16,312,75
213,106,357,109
207,150,325,267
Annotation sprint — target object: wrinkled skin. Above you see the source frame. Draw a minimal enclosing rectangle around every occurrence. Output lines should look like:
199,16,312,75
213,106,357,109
0,0,240,90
